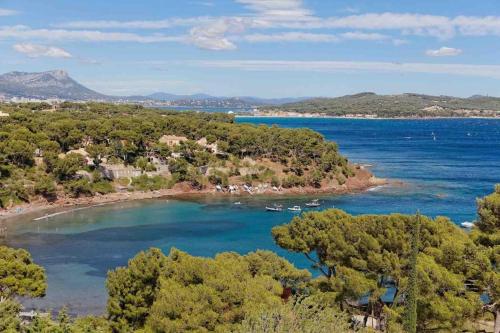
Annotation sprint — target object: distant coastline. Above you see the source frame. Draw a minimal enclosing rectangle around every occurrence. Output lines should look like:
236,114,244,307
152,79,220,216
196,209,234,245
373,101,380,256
240,111,500,120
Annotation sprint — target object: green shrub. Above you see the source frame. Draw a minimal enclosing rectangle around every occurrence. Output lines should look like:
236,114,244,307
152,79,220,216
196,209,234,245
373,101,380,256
308,169,324,188
282,175,305,188
208,170,229,186
64,178,93,197
91,180,115,194
34,175,57,199
131,175,169,191
257,168,275,182
271,176,281,187
336,174,346,185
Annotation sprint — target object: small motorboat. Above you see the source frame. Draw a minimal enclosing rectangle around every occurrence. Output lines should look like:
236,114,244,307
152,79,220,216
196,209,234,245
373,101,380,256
461,221,475,229
266,204,283,212
233,202,242,205
288,206,302,212
305,199,321,208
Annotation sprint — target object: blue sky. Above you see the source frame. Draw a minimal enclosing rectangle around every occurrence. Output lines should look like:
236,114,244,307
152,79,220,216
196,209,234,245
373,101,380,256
2,0,500,97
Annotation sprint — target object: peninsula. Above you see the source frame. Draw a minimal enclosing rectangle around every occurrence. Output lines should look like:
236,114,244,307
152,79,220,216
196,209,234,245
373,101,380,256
0,102,381,219
258,92,500,118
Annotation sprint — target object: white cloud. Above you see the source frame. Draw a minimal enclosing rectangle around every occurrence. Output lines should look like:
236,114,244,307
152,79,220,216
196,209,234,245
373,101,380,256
453,15,500,36
291,13,455,39
243,32,339,42
190,1,215,7
192,59,500,79
50,10,500,48
340,7,360,14
0,25,184,43
188,18,246,50
241,31,390,43
426,46,462,57
13,43,72,58
392,39,409,46
339,31,389,41
54,17,213,29
235,0,313,21
0,8,17,16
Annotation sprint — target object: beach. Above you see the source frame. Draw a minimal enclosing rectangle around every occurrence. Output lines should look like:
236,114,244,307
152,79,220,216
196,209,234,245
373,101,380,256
0,167,386,222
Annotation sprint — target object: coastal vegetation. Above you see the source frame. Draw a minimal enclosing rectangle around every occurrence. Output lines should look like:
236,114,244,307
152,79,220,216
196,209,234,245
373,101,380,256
0,184,498,332
0,102,359,211
259,93,500,118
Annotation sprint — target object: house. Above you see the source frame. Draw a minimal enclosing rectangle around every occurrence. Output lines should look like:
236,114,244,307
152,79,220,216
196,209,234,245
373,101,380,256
99,163,170,180
159,135,188,147
60,148,94,166
99,163,142,180
0,111,9,117
196,137,219,154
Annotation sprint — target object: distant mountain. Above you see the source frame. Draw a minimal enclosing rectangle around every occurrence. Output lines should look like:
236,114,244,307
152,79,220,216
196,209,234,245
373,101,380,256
4,71,497,118
260,93,500,118
0,70,309,106
0,70,107,100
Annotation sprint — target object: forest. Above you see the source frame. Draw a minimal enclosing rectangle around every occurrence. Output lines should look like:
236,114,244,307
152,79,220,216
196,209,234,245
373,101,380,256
0,102,353,209
0,184,498,332
260,93,500,118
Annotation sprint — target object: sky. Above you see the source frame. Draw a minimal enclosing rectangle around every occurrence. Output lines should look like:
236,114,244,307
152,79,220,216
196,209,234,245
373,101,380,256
2,0,500,98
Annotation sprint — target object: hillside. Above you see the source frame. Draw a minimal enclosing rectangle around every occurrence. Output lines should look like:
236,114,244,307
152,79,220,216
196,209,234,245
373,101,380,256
259,92,500,118
0,102,378,214
0,70,107,100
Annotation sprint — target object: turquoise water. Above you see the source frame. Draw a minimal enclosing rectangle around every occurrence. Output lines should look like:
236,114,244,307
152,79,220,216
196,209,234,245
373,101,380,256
2,118,500,315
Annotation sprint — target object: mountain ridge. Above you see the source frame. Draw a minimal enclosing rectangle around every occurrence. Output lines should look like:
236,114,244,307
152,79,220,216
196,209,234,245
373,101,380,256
0,70,307,106
2,70,500,117
0,70,107,100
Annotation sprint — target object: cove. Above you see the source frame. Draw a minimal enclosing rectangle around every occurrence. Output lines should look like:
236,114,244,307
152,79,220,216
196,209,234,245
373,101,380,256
2,117,500,315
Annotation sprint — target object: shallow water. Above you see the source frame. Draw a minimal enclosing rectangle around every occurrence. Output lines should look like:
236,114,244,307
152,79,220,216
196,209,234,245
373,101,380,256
2,118,500,315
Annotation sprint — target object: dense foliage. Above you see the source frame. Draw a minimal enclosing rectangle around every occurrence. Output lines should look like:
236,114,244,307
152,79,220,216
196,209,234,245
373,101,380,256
0,246,46,332
0,102,352,207
106,248,311,332
272,209,492,331
261,92,500,118
0,245,46,300
472,184,500,331
2,185,500,332
239,296,367,333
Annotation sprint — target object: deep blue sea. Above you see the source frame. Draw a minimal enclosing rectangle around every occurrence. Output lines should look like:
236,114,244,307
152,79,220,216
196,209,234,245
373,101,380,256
2,118,500,315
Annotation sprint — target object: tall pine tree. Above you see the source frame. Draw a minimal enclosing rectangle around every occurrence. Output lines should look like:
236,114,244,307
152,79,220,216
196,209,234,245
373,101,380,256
403,212,421,333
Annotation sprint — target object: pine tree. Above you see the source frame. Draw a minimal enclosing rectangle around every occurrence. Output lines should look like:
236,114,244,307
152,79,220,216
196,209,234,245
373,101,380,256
403,212,421,333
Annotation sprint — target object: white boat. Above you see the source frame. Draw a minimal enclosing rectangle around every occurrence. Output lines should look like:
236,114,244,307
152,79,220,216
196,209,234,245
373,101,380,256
288,206,302,212
305,199,321,207
266,204,283,212
461,222,475,229
234,202,241,205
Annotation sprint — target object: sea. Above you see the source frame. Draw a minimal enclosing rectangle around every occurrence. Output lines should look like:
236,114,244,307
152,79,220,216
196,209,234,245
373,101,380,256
2,117,500,315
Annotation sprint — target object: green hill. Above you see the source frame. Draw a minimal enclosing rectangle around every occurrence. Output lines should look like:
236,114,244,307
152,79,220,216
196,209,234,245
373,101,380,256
260,93,500,118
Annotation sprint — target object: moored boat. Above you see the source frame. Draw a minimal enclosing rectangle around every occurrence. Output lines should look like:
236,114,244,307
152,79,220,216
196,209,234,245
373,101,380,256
266,204,283,212
305,199,321,207
287,205,302,212
460,221,475,229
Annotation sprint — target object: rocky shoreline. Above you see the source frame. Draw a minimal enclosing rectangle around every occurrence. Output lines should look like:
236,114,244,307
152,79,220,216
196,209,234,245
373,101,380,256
0,168,387,222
